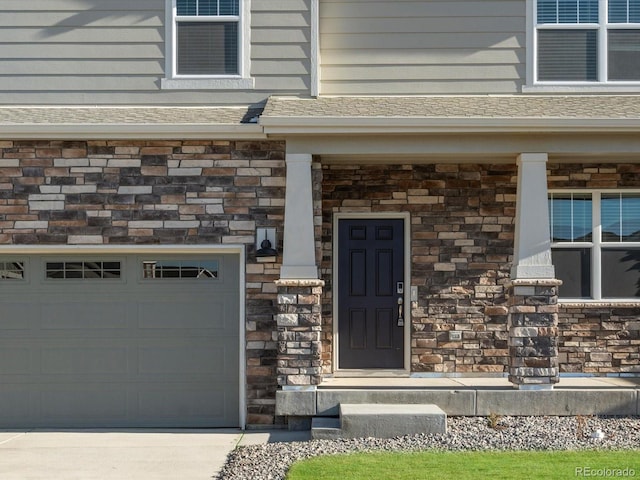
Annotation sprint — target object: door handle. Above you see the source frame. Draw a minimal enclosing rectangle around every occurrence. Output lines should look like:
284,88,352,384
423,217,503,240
397,297,404,327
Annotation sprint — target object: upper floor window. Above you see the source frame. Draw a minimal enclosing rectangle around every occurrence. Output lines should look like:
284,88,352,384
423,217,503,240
176,0,240,75
162,0,253,89
534,0,640,83
549,191,640,300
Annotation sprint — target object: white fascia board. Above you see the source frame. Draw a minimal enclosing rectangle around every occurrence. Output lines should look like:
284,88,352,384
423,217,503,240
0,123,266,140
260,116,640,134
0,244,245,255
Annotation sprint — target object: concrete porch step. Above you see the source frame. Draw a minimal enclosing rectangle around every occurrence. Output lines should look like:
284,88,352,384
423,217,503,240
311,416,341,440
311,403,447,440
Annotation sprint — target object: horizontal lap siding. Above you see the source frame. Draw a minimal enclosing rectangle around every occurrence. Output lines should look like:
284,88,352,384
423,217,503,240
0,0,312,104
320,0,525,95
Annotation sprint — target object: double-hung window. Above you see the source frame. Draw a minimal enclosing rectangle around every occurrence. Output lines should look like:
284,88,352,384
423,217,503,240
163,0,253,89
549,191,640,300
533,0,640,83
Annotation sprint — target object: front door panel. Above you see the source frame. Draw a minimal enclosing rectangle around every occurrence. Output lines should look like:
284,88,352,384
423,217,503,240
338,218,405,369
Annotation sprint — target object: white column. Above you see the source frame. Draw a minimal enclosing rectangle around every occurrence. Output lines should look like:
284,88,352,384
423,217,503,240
280,153,319,279
511,153,556,279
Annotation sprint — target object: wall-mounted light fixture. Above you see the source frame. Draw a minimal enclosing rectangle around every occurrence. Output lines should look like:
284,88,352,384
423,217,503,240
256,227,277,261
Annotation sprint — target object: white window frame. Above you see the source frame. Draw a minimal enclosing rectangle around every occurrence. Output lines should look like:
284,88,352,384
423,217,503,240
162,0,254,90
525,0,640,92
550,189,640,302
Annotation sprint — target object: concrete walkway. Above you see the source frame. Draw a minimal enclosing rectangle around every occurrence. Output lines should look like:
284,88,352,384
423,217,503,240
0,429,310,480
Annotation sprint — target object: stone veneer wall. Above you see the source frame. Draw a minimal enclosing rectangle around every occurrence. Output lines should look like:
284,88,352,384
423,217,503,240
548,163,640,375
322,163,517,374
0,139,286,425
322,162,640,376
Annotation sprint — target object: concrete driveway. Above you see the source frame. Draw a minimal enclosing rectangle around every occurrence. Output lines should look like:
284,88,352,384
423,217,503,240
0,429,310,480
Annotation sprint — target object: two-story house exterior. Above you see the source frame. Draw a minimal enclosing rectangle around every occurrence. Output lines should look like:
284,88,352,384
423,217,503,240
0,0,638,429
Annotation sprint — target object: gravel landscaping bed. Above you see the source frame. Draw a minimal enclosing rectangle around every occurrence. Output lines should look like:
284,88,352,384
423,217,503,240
217,416,640,480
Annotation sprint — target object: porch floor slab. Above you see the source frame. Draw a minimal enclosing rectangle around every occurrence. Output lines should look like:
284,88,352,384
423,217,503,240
307,376,640,418
319,376,640,390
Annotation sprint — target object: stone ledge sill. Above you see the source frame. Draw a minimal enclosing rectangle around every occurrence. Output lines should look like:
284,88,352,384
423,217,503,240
559,302,640,309
507,279,563,287
275,279,325,287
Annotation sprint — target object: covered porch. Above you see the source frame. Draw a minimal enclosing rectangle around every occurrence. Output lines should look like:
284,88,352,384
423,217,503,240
261,96,640,429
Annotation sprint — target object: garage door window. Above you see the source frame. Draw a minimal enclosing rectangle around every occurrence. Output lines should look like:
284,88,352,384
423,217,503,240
142,260,219,279
0,261,25,280
45,261,122,279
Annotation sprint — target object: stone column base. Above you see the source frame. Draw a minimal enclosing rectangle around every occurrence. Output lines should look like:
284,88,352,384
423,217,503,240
275,279,324,387
507,279,562,390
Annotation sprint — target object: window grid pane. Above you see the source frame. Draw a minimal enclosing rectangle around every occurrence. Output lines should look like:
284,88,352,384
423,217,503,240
142,260,219,279
177,0,197,16
550,193,593,242
45,261,122,280
0,261,25,280
609,0,640,22
177,0,238,16
603,193,640,241
538,0,599,24
220,0,239,15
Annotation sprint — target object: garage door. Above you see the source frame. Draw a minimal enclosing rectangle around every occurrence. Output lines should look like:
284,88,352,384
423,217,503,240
0,253,240,428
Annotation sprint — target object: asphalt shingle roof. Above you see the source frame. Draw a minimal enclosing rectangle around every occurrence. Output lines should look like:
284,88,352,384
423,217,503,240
261,95,640,120
0,106,262,125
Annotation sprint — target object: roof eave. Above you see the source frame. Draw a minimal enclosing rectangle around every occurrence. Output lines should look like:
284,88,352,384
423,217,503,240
260,116,640,135
0,123,266,140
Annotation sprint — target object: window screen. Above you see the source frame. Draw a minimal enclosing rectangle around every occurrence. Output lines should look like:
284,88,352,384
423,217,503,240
177,22,238,75
538,30,598,81
608,30,640,80
601,249,640,297
552,248,592,298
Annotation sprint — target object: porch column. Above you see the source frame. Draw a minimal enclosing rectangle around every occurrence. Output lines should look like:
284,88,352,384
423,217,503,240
508,153,561,390
280,153,318,280
276,152,323,400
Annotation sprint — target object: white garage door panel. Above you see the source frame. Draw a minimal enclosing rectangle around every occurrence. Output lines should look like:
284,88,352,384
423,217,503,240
0,253,241,428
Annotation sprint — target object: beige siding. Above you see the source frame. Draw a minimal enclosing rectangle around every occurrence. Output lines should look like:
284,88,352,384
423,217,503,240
0,0,312,105
320,0,526,95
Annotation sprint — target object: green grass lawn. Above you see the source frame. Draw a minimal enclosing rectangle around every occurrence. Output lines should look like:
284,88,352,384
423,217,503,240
286,450,640,480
